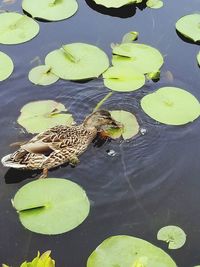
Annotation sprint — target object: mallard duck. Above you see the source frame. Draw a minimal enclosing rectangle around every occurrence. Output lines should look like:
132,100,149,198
1,110,122,178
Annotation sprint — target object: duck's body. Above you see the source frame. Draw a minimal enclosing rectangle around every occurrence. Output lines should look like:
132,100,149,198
1,110,121,177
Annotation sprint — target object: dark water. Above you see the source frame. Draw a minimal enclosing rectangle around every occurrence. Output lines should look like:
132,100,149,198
0,0,200,266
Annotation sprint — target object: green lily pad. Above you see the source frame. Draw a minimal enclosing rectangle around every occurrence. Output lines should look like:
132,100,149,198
93,0,138,8
122,31,139,43
157,226,186,249
103,66,145,92
176,14,200,42
146,0,163,9
0,12,39,44
13,178,90,235
45,43,109,80
141,87,200,125
28,65,59,86
0,51,14,81
22,0,78,21
109,110,139,140
17,100,74,134
197,51,200,66
87,235,177,267
112,43,164,74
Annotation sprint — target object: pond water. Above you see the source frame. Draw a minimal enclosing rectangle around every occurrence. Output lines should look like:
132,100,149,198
0,0,200,266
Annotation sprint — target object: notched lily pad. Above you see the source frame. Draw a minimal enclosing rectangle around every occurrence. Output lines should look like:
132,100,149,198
0,12,39,44
112,43,164,74
93,0,138,8
146,0,163,9
108,110,140,140
28,65,59,86
87,235,177,267
45,43,109,80
22,0,78,21
13,178,90,235
176,14,200,42
103,66,145,92
141,87,200,125
157,225,186,249
17,100,74,134
0,51,14,81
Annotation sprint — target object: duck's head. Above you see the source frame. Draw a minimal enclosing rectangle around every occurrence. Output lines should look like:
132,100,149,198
83,110,122,131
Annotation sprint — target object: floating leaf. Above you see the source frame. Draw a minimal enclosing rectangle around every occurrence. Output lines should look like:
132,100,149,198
17,100,74,134
109,110,140,140
146,0,163,9
22,0,78,21
13,178,90,235
93,0,138,8
87,235,177,267
103,66,145,92
0,12,39,44
0,51,14,81
176,14,200,42
45,43,109,80
28,65,59,86
157,226,186,249
112,43,164,73
141,87,200,125
122,31,138,43
197,51,200,66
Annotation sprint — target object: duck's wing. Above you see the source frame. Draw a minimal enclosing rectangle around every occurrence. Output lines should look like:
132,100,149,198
21,125,92,154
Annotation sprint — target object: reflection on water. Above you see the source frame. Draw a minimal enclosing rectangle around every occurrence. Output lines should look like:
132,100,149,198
0,0,200,266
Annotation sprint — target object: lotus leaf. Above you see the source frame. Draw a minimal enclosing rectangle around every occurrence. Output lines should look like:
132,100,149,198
157,225,186,249
22,0,78,21
13,178,90,235
109,110,139,140
197,51,200,66
87,235,177,267
141,87,200,125
176,14,200,42
122,31,139,43
45,43,109,80
28,65,59,86
0,51,14,81
103,66,145,92
17,100,74,134
112,43,164,73
146,0,163,9
93,0,138,8
0,12,39,44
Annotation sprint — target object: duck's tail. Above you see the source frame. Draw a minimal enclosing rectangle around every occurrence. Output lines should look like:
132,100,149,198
1,154,26,169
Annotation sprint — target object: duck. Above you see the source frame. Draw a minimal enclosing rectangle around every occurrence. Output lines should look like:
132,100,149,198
1,110,122,178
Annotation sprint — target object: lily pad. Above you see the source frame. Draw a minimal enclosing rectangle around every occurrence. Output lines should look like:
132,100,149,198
28,65,59,86
112,43,164,73
109,110,140,140
122,31,139,43
45,43,109,80
0,12,39,44
141,87,200,125
17,100,74,134
146,0,163,9
13,178,90,235
197,51,200,66
176,14,200,42
22,0,78,21
0,51,14,81
87,235,177,267
103,66,145,92
93,0,138,8
157,226,186,249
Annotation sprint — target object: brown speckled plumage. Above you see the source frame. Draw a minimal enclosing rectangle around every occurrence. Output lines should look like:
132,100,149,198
1,110,122,177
